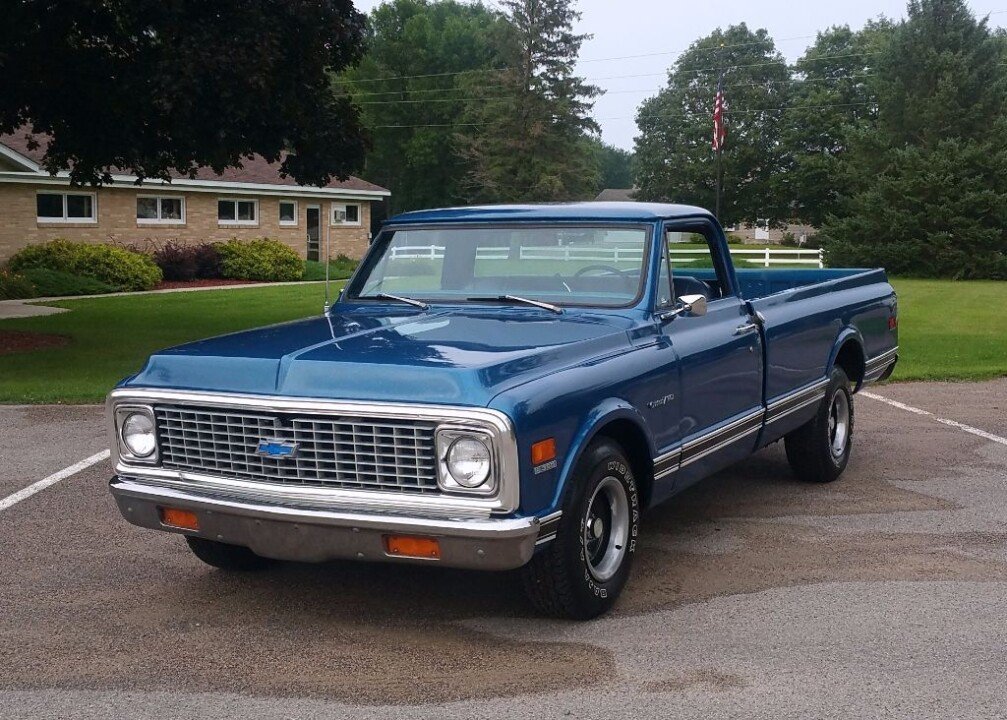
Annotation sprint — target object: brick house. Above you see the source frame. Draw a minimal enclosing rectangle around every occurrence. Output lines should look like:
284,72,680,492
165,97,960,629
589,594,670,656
0,130,389,263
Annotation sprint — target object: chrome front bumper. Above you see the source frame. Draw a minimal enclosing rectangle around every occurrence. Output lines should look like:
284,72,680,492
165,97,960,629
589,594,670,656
110,476,546,571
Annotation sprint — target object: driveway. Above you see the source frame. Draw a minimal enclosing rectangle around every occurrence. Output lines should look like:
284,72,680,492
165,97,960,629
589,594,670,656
1,380,1005,719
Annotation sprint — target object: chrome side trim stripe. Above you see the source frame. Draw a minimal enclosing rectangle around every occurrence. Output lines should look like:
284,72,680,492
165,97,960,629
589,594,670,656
681,409,764,462
652,408,764,477
535,510,563,544
864,346,899,382
680,422,762,468
765,378,829,425
866,346,899,370
653,448,681,480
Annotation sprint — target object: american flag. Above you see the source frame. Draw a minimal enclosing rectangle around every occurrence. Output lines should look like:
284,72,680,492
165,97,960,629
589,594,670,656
712,75,726,152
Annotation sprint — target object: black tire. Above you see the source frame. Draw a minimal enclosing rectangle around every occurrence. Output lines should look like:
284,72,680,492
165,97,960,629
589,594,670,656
185,536,272,571
785,367,854,483
521,438,640,620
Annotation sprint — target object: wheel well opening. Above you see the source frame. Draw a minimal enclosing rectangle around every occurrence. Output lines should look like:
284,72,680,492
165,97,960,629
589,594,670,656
596,419,653,510
834,340,865,390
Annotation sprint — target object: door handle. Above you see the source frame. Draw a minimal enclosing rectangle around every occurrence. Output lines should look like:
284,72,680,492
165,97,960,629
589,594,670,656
734,322,758,336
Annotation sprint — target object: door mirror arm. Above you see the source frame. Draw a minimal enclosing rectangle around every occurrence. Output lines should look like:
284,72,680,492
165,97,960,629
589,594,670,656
658,294,708,322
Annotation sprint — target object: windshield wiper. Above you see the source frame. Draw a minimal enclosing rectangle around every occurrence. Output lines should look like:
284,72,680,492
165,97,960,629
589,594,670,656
467,295,563,314
372,292,429,310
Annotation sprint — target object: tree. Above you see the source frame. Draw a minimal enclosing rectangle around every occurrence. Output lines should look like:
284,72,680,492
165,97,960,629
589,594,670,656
456,0,601,202
340,0,506,213
589,140,634,191
0,0,368,186
823,0,1007,278
633,24,790,227
776,22,893,227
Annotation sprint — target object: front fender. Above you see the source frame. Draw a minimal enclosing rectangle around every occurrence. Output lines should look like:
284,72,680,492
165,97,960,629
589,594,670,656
550,398,656,511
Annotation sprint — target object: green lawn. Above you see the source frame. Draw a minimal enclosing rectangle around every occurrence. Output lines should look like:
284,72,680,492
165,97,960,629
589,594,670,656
0,284,339,403
888,278,1007,381
0,277,1003,403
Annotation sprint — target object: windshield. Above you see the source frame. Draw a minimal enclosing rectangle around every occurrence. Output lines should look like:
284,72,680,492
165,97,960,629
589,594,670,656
350,225,649,308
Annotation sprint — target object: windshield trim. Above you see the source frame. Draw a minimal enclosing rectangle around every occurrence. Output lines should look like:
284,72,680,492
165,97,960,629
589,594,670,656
344,221,655,311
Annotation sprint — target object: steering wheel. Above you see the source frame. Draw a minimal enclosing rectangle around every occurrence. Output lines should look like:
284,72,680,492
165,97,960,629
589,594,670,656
574,264,630,278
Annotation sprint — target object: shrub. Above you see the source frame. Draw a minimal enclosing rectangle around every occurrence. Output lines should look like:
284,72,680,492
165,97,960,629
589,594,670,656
302,253,360,281
192,243,223,279
9,240,162,291
780,231,797,247
726,233,744,245
17,268,115,297
0,268,35,300
218,238,303,282
153,241,223,281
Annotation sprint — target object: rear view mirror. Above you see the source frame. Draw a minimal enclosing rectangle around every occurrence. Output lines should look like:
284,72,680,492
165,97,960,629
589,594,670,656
678,294,707,317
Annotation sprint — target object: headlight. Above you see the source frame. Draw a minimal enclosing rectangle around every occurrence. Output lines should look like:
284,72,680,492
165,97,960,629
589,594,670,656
446,437,491,488
436,429,496,494
121,411,156,458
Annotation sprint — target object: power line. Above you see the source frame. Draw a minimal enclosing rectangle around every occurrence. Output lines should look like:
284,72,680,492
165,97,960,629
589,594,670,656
336,49,880,86
349,72,877,100
353,74,878,106
371,100,877,129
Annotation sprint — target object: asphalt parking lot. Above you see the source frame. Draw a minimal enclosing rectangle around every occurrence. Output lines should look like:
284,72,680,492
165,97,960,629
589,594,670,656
1,380,1006,719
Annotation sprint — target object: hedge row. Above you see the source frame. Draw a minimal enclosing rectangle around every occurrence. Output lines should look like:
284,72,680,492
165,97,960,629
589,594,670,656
148,238,303,282
3,238,310,298
8,239,162,291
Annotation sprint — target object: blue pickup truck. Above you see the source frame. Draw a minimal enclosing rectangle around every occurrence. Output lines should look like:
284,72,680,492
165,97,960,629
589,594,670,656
108,202,898,619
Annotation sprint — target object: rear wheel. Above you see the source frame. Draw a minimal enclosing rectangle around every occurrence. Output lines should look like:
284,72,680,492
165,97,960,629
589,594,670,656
185,536,272,571
785,367,854,483
520,439,640,620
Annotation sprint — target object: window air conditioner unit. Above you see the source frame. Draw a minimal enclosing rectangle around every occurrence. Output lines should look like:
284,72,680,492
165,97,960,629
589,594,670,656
334,210,347,222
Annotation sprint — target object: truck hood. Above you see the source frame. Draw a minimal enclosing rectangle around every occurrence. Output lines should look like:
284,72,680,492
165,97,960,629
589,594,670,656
125,307,637,406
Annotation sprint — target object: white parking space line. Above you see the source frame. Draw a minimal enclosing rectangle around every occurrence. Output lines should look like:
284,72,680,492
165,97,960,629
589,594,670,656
0,450,110,513
861,391,1007,447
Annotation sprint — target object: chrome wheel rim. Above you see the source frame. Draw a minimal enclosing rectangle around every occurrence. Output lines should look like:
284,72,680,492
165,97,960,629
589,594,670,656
829,389,850,457
583,476,630,582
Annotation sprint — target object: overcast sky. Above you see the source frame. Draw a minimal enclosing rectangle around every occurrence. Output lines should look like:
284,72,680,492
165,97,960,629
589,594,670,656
353,0,1007,150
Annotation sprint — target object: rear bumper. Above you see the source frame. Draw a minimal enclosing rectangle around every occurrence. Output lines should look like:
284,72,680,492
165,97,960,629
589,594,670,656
110,476,546,571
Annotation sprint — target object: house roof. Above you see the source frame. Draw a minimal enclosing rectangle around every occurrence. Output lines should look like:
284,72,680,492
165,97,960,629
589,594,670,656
387,201,713,225
594,188,637,202
0,128,388,195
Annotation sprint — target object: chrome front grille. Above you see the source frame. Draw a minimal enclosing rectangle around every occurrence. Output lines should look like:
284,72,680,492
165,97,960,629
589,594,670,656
154,405,440,493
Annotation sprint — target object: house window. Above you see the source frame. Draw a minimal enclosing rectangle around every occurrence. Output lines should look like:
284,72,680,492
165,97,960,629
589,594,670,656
136,196,184,224
36,191,97,223
218,198,258,226
331,203,361,225
278,200,298,226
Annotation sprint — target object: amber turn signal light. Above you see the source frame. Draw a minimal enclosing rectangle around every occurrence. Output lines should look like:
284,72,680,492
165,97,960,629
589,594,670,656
158,507,200,531
531,438,557,465
383,534,441,559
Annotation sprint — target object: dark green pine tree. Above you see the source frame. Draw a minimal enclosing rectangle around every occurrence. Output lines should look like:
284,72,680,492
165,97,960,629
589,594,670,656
633,24,790,228
776,21,893,227
823,0,1007,279
340,0,506,214
456,0,601,202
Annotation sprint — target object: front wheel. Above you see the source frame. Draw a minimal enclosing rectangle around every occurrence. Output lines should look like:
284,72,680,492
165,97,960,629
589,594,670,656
520,439,640,620
785,367,854,483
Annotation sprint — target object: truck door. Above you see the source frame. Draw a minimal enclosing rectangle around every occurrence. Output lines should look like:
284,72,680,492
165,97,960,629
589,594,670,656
658,220,764,490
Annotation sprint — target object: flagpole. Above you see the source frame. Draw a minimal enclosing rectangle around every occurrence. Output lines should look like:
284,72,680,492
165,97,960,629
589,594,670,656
712,66,725,223
715,144,722,222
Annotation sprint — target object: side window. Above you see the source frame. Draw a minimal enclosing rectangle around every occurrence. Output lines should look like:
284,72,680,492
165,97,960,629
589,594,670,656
665,227,727,300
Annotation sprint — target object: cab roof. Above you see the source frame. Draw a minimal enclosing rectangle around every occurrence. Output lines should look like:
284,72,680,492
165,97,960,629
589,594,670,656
384,201,714,225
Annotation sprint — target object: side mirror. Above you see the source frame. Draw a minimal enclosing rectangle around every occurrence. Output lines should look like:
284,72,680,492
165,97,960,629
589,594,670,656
657,293,708,322
678,294,707,317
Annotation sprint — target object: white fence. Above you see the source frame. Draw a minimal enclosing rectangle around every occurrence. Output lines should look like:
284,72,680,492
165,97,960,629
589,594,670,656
671,247,824,268
389,245,824,268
